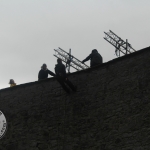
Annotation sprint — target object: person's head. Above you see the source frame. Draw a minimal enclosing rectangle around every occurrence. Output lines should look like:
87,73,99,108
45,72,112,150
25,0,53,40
57,58,62,64
92,49,98,54
41,63,47,70
9,79,15,84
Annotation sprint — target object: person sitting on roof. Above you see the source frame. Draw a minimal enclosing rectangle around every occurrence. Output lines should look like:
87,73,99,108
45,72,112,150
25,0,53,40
38,63,56,81
55,58,76,94
9,79,16,87
82,49,103,67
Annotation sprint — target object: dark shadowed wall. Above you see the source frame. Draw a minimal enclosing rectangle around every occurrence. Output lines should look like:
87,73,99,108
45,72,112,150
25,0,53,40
0,47,150,150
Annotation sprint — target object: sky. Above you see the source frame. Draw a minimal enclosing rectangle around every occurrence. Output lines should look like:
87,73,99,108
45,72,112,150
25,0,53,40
0,0,150,89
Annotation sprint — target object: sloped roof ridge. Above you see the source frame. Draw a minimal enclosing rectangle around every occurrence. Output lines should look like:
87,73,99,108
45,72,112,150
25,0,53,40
0,46,149,92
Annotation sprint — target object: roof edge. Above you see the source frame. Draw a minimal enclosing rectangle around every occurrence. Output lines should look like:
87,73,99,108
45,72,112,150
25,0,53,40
0,46,149,92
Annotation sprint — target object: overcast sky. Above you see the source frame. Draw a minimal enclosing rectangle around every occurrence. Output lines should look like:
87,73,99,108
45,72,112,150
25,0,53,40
0,0,150,89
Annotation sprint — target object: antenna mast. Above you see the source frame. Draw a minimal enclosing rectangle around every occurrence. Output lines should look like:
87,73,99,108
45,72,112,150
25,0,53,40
104,30,136,57
54,47,89,73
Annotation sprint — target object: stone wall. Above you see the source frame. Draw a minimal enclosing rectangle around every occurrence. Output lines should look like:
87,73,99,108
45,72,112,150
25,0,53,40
0,47,150,150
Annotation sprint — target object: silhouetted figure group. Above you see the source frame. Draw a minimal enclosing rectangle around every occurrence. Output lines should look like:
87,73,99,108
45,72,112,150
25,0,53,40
10,49,103,94
38,58,76,94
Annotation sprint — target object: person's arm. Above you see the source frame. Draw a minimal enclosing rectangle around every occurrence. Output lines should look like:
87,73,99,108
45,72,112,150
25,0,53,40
101,55,103,63
55,65,58,75
48,70,56,77
38,70,42,80
82,54,91,63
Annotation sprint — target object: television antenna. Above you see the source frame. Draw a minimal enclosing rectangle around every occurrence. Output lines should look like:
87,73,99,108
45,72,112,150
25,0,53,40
104,30,136,57
53,47,89,73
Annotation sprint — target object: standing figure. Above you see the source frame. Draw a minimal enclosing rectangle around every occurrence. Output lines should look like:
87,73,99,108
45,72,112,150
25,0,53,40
38,64,56,81
55,58,76,94
9,79,16,87
82,49,103,67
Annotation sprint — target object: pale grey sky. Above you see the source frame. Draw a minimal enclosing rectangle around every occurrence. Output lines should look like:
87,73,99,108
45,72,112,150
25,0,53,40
0,0,150,89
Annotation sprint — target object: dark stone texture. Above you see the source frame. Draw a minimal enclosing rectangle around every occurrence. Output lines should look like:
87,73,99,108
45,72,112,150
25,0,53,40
0,46,150,149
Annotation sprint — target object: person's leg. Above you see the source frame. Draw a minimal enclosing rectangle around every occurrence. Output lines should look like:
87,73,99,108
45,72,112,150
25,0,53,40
57,77,70,94
65,78,77,92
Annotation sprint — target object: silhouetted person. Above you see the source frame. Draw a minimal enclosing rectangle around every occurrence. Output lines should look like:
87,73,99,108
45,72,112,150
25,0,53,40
9,79,16,87
82,49,103,67
38,64,55,81
55,58,76,94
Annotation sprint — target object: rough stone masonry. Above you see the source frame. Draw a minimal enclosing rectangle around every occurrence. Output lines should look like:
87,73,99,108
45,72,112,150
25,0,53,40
0,46,150,150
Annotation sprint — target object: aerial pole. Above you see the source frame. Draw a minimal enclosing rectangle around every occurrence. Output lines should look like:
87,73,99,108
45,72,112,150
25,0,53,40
104,30,136,57
66,48,71,73
53,47,89,73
